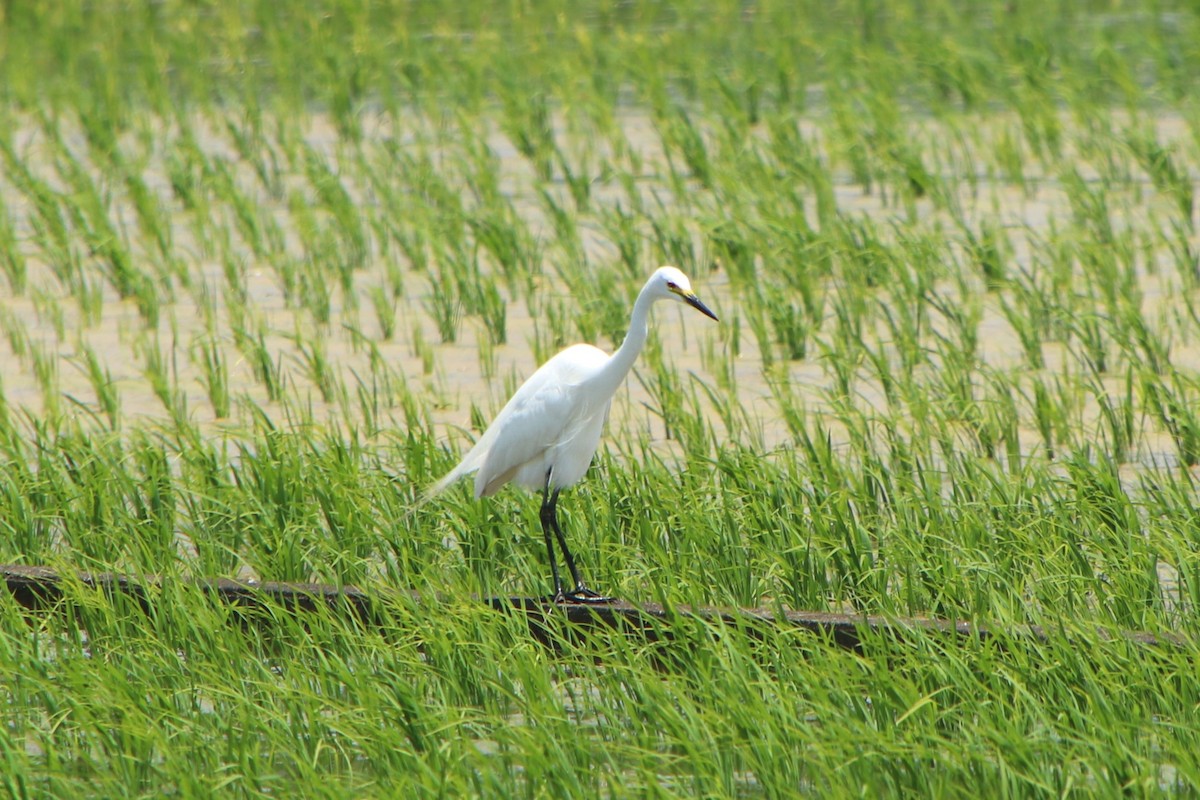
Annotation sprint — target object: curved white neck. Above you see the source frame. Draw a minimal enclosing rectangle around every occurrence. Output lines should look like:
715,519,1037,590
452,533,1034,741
593,279,657,397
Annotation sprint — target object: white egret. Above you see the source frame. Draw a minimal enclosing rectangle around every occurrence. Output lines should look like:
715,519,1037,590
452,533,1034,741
429,266,719,602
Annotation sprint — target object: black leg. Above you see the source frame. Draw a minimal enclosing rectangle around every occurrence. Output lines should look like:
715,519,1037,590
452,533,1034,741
546,488,611,604
539,484,565,600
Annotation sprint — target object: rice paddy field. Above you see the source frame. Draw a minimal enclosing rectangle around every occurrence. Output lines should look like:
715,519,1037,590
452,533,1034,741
3,0,1200,795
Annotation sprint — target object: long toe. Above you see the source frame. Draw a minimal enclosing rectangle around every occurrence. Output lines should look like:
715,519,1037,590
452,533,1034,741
561,586,613,604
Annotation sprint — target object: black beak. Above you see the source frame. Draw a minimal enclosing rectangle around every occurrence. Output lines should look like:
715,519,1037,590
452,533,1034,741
685,293,719,322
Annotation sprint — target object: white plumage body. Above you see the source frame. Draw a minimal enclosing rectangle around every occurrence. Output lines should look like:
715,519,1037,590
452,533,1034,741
434,343,613,498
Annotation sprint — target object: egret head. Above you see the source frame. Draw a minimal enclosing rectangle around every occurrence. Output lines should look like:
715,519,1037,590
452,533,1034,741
652,266,719,321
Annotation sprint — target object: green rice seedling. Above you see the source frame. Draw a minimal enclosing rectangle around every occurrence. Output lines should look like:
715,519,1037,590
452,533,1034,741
349,367,382,435
360,343,407,414
1061,454,1167,627
817,335,863,416
385,146,466,242
225,432,322,581
647,210,699,276
392,223,431,279
1125,125,1194,227
222,256,251,329
285,187,322,261
927,333,979,427
31,288,67,342
30,341,60,417
121,164,174,264
457,119,504,209
134,333,171,409
0,194,27,294
301,143,367,269
1002,258,1076,362
998,293,1046,371
195,336,230,419
655,105,712,190
127,272,161,328
582,268,640,347
1014,86,1064,166
1139,462,1200,619
957,217,1008,290
368,285,397,341
885,136,939,216
409,324,434,376
1087,369,1137,464
1165,216,1199,289
763,284,814,362
297,256,334,326
214,159,283,260
742,301,775,372
0,307,29,361
828,96,876,193
127,433,179,560
827,275,871,356
244,327,284,403
767,114,837,230
1061,167,1116,246
1077,234,1139,320
877,280,930,379
833,214,896,290
164,127,213,219
1028,377,1060,459
73,342,120,430
634,343,710,454
1073,116,1133,187
691,372,757,450
1066,312,1111,374
271,253,303,310
270,112,306,172
6,175,81,293
537,187,586,268
423,267,462,344
599,203,644,279
1029,372,1085,457
171,442,245,574
1142,371,1200,467
225,116,283,200
721,307,741,360
189,276,222,336
381,251,408,301
765,369,809,441
468,204,538,294
51,139,150,306
1115,300,1171,377
293,332,344,406
31,430,148,568
699,329,737,395
605,120,644,179
499,87,555,181
475,281,507,346
304,457,387,584
527,302,564,369
992,122,1029,193
707,218,756,284
553,142,593,211
361,182,401,265
860,335,901,409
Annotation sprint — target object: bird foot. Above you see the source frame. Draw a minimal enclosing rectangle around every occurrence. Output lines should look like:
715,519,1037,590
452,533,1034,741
556,586,614,605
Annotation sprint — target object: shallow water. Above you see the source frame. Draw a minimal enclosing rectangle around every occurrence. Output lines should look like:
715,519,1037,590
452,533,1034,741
0,107,1196,481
